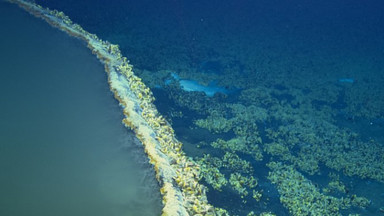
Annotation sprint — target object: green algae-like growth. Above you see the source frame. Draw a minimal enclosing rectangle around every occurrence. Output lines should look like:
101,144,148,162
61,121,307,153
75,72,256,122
3,0,384,216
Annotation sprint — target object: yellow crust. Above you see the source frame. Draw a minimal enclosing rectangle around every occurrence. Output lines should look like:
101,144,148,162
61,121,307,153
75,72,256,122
6,0,215,215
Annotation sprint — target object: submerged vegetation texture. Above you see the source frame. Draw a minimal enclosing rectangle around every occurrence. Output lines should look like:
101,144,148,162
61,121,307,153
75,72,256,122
7,0,384,215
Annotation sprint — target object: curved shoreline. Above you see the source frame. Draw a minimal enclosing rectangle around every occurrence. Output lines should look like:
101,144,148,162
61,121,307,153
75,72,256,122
6,0,215,215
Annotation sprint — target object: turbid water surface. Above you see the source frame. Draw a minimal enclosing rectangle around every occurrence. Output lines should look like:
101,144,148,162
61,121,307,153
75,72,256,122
0,2,162,216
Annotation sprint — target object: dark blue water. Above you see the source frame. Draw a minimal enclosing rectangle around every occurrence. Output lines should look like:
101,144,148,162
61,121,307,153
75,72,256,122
6,0,384,215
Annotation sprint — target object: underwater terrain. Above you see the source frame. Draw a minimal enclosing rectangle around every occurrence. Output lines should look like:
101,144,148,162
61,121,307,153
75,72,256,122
2,0,384,215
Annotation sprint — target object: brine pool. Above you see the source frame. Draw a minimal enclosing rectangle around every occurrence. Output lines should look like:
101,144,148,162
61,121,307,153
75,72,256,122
0,2,162,216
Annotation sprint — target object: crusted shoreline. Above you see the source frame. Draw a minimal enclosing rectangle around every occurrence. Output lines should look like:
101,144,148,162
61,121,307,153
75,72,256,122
6,0,215,215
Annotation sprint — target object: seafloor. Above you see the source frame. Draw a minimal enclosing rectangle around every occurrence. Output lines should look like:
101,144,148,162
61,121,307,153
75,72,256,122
2,0,384,215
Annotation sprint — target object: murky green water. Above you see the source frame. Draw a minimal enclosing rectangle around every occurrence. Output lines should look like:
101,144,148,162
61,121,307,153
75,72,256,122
0,2,162,216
